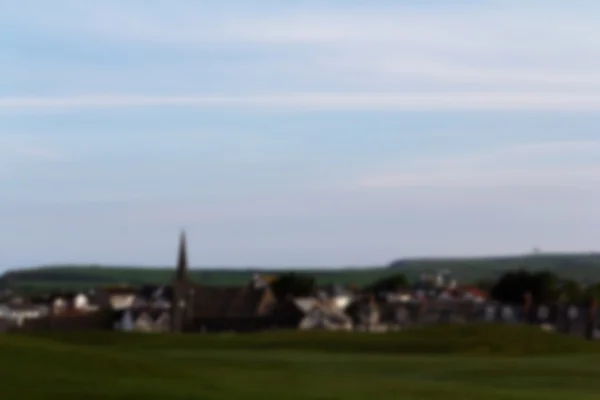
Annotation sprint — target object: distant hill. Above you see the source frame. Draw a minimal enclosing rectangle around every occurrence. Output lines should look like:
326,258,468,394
0,264,392,293
2,253,600,293
388,253,600,283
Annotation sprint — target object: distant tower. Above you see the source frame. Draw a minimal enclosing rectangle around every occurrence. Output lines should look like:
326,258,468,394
172,230,191,333
175,230,189,282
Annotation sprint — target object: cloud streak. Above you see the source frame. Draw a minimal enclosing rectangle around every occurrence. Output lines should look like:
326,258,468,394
3,1,600,265
0,135,65,182
0,135,64,161
3,1,600,100
4,92,600,113
359,139,600,188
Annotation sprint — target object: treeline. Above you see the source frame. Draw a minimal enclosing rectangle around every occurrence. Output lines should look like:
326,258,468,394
3,253,600,297
270,270,600,305
490,270,600,304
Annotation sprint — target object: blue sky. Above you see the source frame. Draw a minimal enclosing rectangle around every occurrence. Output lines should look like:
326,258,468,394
2,0,600,269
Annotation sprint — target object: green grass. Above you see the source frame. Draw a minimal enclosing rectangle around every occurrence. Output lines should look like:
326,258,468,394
4,324,600,399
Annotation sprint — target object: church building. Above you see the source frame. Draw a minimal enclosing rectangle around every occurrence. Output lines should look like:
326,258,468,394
170,231,278,333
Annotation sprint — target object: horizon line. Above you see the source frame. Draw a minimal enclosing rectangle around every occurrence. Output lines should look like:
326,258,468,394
6,251,600,272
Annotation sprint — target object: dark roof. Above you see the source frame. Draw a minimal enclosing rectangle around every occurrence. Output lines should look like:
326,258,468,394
102,286,138,295
139,284,160,300
85,288,111,307
6,303,47,311
160,286,174,300
30,295,52,305
138,285,174,301
43,291,78,303
189,284,274,318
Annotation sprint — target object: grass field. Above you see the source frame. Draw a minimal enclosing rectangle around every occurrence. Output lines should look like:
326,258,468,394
4,325,600,399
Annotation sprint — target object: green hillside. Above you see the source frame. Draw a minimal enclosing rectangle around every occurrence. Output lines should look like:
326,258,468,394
4,325,600,399
0,265,394,293
3,253,600,293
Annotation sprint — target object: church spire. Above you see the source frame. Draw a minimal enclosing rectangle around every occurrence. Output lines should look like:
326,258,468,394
175,230,189,282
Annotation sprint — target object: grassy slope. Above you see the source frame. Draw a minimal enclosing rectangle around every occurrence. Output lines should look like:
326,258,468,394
1,265,395,292
3,253,600,292
4,325,600,399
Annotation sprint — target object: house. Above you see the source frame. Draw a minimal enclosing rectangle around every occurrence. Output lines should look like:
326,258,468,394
292,297,353,332
72,290,106,312
384,290,414,303
458,286,488,303
48,291,77,314
138,285,173,309
378,302,416,329
50,293,71,314
1,294,112,332
103,286,140,310
115,309,171,333
17,309,114,332
347,296,391,332
315,284,355,310
437,289,455,302
251,273,277,289
266,283,355,332
271,290,357,332
0,301,49,327
112,284,174,332
85,288,113,309
0,304,10,320
46,289,110,315
430,285,488,305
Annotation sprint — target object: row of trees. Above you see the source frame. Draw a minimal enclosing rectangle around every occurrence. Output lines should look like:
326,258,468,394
490,270,600,304
269,272,411,301
269,269,600,304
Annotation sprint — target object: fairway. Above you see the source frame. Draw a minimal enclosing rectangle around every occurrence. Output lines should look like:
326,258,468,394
4,326,600,399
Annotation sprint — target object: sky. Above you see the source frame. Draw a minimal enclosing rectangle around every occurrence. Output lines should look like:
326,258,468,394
2,0,600,269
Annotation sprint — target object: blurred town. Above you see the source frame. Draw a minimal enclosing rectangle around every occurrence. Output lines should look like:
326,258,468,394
0,232,598,339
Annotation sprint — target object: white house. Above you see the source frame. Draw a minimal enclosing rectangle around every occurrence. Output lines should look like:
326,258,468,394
0,304,49,327
115,309,172,333
294,297,353,332
106,288,139,310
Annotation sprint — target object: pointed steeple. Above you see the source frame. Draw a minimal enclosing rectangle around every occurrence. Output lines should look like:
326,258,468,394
175,230,189,282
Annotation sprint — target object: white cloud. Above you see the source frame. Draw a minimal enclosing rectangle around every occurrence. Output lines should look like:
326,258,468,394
4,2,600,264
8,145,63,161
12,2,597,50
3,2,600,111
315,54,600,89
358,139,600,188
4,92,600,112
3,2,600,98
0,135,65,179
